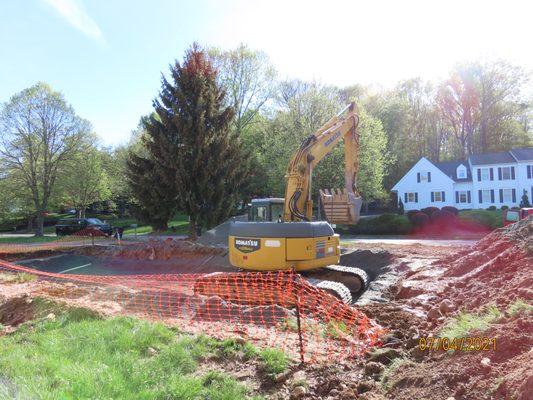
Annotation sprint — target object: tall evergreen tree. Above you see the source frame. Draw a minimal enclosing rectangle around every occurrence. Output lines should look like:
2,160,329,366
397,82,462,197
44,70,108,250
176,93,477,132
126,116,178,231
155,44,250,239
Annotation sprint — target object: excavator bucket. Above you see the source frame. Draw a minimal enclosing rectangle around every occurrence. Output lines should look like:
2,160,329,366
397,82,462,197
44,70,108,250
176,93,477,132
319,188,362,225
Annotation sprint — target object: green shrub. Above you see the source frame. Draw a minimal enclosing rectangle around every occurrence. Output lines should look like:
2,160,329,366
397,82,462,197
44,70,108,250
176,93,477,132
501,205,509,211
410,212,429,227
348,214,412,235
442,206,459,216
430,209,454,221
487,205,497,211
421,206,439,216
406,210,420,221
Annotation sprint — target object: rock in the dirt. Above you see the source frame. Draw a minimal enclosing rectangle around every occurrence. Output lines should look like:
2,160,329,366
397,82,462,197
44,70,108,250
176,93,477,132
427,307,440,320
291,385,307,399
291,370,306,383
367,348,402,365
274,371,291,383
358,380,377,394
364,361,385,377
46,313,56,321
439,299,454,314
480,357,491,369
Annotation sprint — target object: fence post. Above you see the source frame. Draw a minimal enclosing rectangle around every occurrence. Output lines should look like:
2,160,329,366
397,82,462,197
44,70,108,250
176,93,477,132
292,268,305,365
90,233,94,246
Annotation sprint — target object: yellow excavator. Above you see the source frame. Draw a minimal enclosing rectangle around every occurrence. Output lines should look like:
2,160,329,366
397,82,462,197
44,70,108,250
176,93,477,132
224,103,367,303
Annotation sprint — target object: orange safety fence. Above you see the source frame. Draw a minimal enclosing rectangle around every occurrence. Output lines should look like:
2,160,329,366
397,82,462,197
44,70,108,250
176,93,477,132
0,258,385,363
0,233,113,255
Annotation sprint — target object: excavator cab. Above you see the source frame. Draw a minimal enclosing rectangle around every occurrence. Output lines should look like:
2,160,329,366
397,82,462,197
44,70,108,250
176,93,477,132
248,198,285,222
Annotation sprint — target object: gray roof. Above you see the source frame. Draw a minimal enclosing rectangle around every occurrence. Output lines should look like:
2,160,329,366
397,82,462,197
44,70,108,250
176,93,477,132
509,147,533,161
469,151,516,165
434,161,472,182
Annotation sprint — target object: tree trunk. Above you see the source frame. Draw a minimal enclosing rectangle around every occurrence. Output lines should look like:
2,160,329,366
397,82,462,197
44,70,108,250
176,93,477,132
188,217,197,241
27,216,34,233
35,212,44,237
77,209,83,218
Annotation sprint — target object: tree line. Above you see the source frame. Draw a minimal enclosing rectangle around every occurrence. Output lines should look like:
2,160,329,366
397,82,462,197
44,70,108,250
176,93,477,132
0,44,531,236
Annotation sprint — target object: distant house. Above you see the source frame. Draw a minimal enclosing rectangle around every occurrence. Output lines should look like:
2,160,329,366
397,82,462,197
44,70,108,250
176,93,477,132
391,147,533,210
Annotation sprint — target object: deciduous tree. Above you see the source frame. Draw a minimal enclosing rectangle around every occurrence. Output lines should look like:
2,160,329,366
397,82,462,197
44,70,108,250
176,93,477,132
0,83,90,236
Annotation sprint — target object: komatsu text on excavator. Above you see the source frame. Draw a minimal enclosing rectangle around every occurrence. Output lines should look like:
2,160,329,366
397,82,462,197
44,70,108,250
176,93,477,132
227,103,368,303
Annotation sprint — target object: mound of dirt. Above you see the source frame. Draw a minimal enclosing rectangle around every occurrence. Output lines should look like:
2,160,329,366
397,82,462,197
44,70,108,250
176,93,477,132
383,217,533,400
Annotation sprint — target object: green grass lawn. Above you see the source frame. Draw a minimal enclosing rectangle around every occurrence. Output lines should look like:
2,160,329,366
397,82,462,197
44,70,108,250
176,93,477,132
104,214,189,236
458,209,503,229
0,213,190,242
0,299,286,399
0,236,59,244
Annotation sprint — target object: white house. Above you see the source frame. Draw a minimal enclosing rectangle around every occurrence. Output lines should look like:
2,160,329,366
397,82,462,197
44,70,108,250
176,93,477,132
392,147,533,210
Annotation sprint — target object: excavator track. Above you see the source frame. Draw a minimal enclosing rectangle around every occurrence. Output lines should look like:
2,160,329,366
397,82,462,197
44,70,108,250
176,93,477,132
304,265,368,300
306,279,353,304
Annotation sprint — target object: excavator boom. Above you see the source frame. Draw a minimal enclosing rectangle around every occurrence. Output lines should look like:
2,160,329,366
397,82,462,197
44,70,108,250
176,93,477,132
283,102,362,224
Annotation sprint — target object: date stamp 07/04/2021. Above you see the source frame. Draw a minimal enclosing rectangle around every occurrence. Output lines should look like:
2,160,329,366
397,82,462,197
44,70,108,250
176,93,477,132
419,337,497,352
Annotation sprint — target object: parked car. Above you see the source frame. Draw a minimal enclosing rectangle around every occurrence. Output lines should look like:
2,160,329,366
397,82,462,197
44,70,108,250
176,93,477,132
55,218,113,236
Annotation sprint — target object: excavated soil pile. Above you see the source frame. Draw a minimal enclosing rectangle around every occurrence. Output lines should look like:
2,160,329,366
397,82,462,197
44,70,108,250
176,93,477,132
97,238,227,260
77,238,233,274
383,218,533,400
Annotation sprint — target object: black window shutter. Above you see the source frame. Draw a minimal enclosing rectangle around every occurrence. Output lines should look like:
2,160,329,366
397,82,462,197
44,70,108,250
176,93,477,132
499,189,504,203
415,192,418,203
428,172,431,182
490,168,494,181
467,191,471,203
417,172,420,183
528,166,531,179
455,191,459,203
404,193,407,203
511,167,515,180
442,191,445,202
431,192,434,202
490,190,495,203
477,169,481,181
512,189,516,203
498,167,502,180
478,190,482,203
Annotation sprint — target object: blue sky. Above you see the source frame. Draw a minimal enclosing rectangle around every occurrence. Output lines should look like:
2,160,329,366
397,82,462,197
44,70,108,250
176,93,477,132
1,0,532,146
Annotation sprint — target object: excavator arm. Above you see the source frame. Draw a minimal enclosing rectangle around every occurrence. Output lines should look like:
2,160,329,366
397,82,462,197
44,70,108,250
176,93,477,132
283,102,363,224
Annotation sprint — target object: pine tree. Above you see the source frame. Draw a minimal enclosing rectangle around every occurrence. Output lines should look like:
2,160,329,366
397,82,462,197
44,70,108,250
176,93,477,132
126,116,178,231
520,190,531,208
155,44,250,239
398,198,405,215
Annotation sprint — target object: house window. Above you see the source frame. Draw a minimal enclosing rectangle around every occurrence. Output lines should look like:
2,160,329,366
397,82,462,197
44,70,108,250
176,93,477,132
432,191,443,202
501,167,512,180
480,168,490,181
458,191,468,203
457,169,466,179
406,192,417,203
481,189,491,203
527,165,533,179
418,171,430,183
502,189,513,203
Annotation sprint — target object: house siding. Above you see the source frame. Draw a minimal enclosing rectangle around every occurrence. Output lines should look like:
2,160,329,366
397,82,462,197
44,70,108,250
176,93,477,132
392,149,533,210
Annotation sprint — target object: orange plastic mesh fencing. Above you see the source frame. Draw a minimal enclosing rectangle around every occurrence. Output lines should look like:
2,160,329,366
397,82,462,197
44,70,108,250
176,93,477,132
0,259,385,363
0,233,122,256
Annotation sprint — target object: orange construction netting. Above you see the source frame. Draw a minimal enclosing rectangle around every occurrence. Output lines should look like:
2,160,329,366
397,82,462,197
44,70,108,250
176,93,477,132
0,242,385,363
